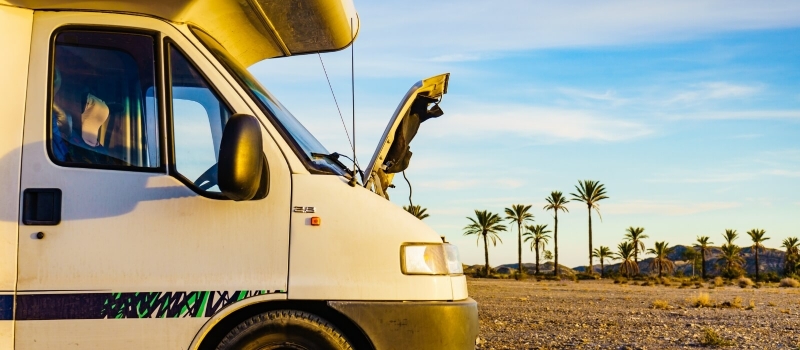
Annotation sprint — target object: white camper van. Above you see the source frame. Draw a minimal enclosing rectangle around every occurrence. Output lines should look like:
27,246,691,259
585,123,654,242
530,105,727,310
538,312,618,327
0,1,478,349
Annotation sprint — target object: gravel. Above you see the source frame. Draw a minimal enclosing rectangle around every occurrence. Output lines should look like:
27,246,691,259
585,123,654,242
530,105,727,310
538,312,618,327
468,278,800,349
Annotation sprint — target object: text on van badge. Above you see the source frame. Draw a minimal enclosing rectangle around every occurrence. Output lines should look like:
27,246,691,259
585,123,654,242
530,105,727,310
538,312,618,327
293,206,316,213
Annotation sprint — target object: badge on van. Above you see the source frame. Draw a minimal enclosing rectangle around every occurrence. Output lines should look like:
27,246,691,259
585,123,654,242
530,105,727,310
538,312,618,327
293,206,316,213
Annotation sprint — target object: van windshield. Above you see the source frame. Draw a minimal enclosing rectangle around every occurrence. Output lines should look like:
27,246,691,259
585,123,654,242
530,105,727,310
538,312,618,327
191,28,349,177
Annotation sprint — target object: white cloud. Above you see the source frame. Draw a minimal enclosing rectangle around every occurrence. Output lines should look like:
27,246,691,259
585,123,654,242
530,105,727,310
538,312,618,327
648,167,800,183
558,88,628,106
419,179,480,190
730,133,763,139
665,82,762,104
765,169,800,177
496,178,525,189
668,110,800,120
604,200,741,215
427,54,483,63
428,105,653,142
418,178,525,191
647,172,756,184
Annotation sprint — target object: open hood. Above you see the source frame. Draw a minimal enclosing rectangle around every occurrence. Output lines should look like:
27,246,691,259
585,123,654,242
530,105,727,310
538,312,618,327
364,73,449,199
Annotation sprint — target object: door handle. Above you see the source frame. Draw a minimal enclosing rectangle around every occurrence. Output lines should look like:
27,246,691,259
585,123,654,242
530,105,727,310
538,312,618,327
22,188,62,225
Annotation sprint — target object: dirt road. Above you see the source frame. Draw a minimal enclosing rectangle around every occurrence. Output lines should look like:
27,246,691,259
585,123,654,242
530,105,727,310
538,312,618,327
468,278,800,349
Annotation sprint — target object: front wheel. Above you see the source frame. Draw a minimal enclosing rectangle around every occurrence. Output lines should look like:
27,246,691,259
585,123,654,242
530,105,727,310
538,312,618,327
216,310,354,350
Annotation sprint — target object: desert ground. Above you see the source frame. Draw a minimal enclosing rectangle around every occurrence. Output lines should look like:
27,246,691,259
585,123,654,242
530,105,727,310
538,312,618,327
468,278,800,349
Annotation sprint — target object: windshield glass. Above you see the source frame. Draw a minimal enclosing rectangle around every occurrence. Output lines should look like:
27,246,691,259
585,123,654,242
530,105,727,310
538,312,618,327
191,28,349,176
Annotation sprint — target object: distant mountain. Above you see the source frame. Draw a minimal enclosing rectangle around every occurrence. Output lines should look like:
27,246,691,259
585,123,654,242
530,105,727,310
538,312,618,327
572,244,788,277
464,262,577,276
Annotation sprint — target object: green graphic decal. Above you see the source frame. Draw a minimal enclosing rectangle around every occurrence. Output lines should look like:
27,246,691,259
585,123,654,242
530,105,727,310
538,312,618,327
101,290,267,319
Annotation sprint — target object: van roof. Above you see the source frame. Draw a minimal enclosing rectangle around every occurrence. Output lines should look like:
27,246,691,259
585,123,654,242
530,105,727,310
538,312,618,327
0,0,358,66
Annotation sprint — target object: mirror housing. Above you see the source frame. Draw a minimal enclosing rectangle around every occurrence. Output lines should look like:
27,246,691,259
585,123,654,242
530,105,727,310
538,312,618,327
218,114,264,201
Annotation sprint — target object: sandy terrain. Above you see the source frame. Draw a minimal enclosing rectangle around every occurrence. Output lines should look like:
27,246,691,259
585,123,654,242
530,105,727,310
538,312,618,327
468,278,800,349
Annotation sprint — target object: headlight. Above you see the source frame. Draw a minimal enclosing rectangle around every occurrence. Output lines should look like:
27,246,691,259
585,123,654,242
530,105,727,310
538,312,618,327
401,243,463,275
443,243,463,274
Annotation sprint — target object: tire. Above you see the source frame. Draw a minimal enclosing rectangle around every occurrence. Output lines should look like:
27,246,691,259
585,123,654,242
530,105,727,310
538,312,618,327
216,310,354,350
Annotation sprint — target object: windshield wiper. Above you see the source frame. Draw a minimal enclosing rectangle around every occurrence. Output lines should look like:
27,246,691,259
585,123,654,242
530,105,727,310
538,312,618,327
311,152,364,180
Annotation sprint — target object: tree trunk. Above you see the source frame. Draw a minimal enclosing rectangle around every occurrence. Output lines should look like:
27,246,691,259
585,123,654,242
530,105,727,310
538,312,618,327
634,244,638,266
701,249,706,280
517,222,522,280
754,246,759,281
587,206,593,275
483,232,490,277
535,244,540,274
600,260,604,278
554,212,559,277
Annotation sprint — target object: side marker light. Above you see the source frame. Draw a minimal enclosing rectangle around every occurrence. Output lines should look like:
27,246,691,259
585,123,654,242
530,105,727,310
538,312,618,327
310,217,321,226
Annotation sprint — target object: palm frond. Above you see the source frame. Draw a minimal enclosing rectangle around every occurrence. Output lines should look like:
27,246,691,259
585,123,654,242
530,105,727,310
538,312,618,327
543,191,570,213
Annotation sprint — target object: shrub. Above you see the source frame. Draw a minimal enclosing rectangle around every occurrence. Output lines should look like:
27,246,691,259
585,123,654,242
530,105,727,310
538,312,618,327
780,278,800,288
720,296,742,309
613,277,628,284
576,273,599,280
713,277,724,287
652,299,669,309
694,282,704,288
681,281,693,287
762,271,781,283
688,292,714,308
641,281,653,286
738,277,754,288
745,300,756,310
699,328,734,347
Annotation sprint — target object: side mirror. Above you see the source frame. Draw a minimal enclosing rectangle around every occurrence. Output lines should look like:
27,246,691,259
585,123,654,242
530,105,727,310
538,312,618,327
218,114,264,201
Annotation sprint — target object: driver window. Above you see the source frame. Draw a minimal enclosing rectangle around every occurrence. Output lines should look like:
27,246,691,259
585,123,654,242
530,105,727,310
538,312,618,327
167,43,232,193
50,30,160,169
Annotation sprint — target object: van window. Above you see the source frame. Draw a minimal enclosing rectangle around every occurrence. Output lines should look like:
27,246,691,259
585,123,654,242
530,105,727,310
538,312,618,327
167,44,233,194
50,30,160,169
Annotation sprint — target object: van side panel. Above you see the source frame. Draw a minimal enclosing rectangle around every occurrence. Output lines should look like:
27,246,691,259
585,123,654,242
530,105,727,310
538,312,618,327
0,5,33,349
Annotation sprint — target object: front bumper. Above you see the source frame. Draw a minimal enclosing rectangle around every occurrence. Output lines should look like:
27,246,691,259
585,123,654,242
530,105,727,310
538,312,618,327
329,298,478,350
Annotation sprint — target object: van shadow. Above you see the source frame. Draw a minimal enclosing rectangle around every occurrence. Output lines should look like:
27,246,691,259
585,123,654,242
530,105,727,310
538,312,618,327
0,142,198,223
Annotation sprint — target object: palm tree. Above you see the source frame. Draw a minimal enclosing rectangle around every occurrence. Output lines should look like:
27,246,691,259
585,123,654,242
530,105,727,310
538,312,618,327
647,241,675,277
523,224,551,275
623,226,648,266
592,246,612,278
781,237,799,275
463,210,507,277
695,236,714,280
505,204,534,279
723,229,738,246
543,191,570,276
746,228,769,281
403,205,430,220
719,243,745,278
570,180,609,275
615,241,639,278
682,248,699,277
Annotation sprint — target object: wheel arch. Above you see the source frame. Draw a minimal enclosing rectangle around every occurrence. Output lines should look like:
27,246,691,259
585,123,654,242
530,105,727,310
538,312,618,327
191,296,375,350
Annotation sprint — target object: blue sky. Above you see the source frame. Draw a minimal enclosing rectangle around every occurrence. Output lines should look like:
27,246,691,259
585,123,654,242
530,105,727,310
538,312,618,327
250,1,800,268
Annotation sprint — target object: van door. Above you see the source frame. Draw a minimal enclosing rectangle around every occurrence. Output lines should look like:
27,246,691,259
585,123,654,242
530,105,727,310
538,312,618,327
15,12,291,349
0,6,34,349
